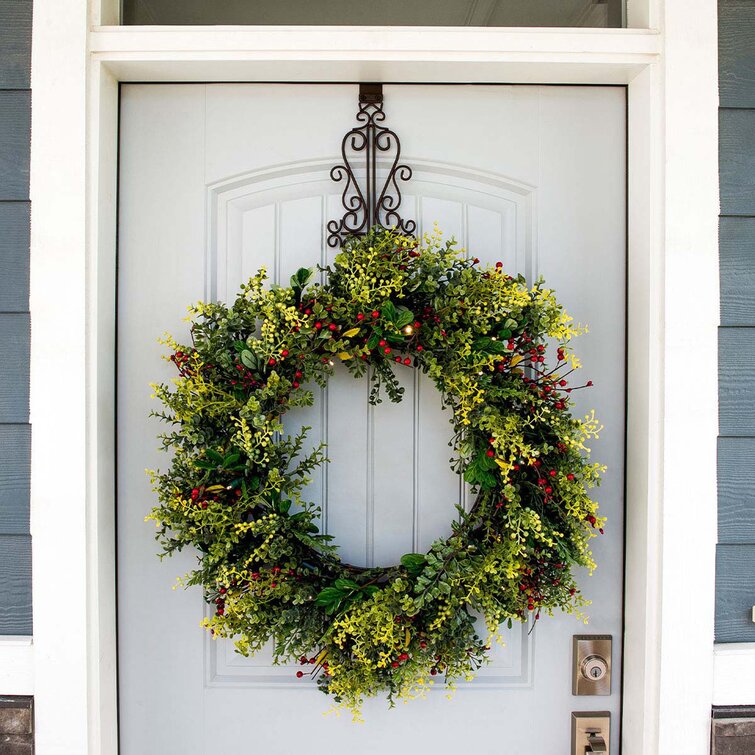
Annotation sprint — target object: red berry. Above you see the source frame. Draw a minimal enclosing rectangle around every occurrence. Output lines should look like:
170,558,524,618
391,661,400,668
268,358,276,366
399,653,409,662
191,488,200,500
216,607,224,615
403,357,411,366
549,470,557,477
357,313,365,321
416,345,423,352
473,257,480,264
379,339,386,347
292,381,300,389
314,322,322,330
281,349,289,357
295,370,303,378
201,502,208,509
328,323,337,331
486,450,495,458
219,587,226,594
395,356,402,363
384,347,391,355
372,311,380,318
559,380,567,387
270,582,277,588
296,671,304,678
567,473,575,481
545,486,553,494
587,380,594,387
420,641,427,649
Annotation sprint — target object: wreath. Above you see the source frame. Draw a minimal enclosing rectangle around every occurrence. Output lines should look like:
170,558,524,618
149,228,605,718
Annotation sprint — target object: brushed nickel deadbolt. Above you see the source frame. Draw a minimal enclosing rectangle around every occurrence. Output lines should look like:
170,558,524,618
572,635,612,695
571,711,610,755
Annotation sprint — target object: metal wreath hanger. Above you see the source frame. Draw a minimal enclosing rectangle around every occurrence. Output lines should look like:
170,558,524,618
327,83,417,248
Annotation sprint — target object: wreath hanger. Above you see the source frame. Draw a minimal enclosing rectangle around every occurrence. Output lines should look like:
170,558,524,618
326,83,417,248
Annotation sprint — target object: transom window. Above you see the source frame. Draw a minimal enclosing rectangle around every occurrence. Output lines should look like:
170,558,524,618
122,0,624,28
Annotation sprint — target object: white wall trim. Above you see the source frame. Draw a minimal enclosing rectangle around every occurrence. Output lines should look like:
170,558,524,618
714,644,755,705
24,5,719,755
89,26,660,84
0,637,34,696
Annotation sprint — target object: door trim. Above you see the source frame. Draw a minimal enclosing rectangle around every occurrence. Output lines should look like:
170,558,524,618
26,5,719,755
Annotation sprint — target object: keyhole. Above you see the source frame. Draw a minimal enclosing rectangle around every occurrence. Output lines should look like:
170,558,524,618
590,667,602,678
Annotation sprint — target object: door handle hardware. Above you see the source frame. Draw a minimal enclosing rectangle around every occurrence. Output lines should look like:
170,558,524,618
571,712,610,755
586,730,607,752
572,635,612,695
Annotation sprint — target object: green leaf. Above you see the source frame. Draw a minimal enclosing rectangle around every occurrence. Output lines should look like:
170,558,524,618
290,267,314,295
394,306,414,329
401,553,428,570
240,350,256,369
278,499,292,514
401,554,428,577
381,300,398,323
334,578,360,592
366,334,380,350
206,449,224,465
473,337,507,355
315,587,343,606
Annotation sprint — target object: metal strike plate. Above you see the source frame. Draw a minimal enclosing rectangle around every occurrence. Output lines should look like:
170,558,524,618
572,635,612,695
571,711,610,755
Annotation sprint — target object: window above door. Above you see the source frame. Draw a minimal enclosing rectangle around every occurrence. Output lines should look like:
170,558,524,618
121,0,625,28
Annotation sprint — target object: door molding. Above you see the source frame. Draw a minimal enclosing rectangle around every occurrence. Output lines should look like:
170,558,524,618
26,4,719,754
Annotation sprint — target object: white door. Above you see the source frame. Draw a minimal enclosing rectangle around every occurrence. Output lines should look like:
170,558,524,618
118,84,625,754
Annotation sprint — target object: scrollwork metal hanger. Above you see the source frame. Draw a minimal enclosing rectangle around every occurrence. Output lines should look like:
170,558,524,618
327,84,417,248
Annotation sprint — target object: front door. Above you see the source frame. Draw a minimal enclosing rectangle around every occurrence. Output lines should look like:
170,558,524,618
117,83,625,754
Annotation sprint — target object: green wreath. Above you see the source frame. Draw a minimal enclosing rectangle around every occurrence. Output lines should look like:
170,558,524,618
149,228,605,718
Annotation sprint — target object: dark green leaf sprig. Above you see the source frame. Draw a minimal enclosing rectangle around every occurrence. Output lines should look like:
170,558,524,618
148,228,605,719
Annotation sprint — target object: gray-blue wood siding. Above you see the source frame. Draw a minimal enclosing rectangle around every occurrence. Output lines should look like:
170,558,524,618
717,0,755,643
0,0,33,635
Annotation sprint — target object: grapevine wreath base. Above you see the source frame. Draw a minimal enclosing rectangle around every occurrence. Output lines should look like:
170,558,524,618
149,228,605,718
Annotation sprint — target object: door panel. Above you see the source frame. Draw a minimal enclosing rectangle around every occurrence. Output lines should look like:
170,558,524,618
118,83,625,754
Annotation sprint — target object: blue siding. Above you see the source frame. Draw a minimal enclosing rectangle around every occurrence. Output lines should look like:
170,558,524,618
716,0,755,643
0,0,32,635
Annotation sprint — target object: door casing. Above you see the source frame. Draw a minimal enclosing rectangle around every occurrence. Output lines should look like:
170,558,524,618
25,2,720,754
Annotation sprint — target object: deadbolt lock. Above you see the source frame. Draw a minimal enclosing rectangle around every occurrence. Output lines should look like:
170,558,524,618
571,711,610,755
573,635,612,695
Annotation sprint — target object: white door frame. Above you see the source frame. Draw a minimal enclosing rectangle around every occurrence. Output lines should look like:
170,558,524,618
22,1,721,753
